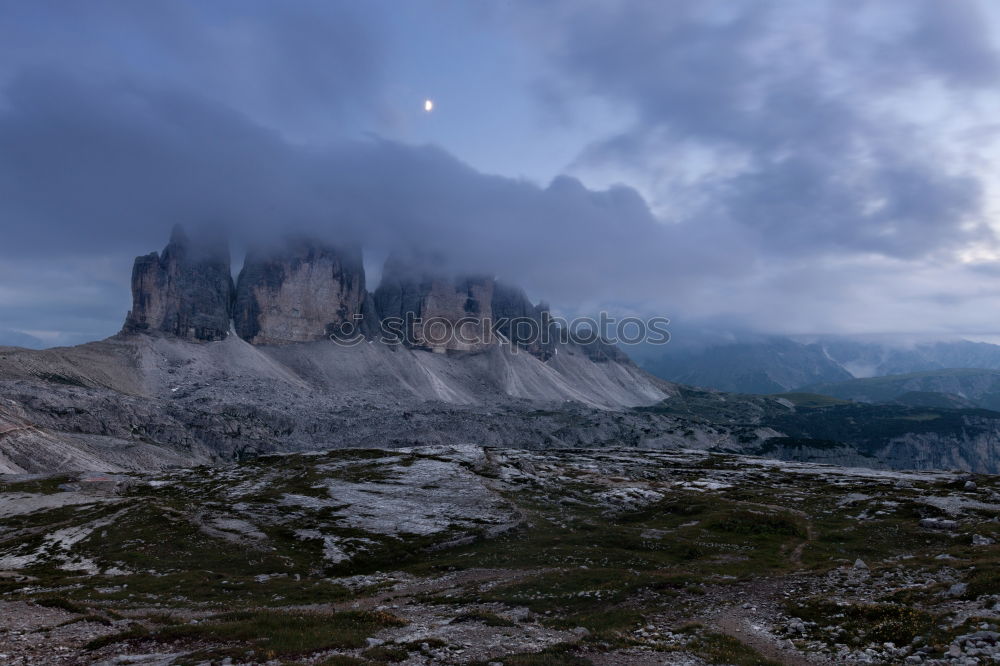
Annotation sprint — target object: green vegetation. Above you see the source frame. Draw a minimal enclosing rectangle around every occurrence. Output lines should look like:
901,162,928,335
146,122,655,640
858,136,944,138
493,643,594,665
805,368,1000,411
89,609,405,660
681,627,782,665
33,596,87,614
362,644,412,662
451,609,517,627
787,600,938,647
2,446,992,663
635,382,1000,455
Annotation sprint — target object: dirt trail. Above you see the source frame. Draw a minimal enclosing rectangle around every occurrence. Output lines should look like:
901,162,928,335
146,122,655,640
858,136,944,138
698,575,832,666
702,500,822,665
736,500,815,567
789,523,816,565
715,602,824,666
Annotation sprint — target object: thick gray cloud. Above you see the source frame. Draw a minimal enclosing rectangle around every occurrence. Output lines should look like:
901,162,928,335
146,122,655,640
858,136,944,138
2,0,1000,346
0,0,384,139
518,0,997,258
0,67,679,343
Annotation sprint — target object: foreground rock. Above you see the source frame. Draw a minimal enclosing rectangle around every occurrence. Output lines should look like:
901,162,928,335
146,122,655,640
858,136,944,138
0,446,998,664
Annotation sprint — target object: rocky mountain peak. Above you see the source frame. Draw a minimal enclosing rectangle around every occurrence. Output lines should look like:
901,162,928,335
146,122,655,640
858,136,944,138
373,256,496,353
233,238,367,344
120,230,627,363
122,225,235,342
373,256,556,357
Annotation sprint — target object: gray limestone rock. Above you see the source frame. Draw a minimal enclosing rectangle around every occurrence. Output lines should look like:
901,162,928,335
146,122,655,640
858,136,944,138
234,239,366,344
122,226,234,342
373,256,499,353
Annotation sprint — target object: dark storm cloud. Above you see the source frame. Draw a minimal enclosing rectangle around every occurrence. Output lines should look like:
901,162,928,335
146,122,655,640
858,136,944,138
0,68,677,321
0,0,384,137
2,0,1000,346
519,0,997,259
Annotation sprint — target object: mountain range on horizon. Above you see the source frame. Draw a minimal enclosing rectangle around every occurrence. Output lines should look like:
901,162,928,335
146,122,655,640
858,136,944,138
634,334,1000,397
4,228,1000,478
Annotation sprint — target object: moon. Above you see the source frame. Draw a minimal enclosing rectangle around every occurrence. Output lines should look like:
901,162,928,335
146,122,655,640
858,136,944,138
424,99,434,112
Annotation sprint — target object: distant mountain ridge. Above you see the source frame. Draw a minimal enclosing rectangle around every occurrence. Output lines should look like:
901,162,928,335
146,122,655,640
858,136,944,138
637,335,1000,394
636,337,852,393
804,368,1000,411
5,229,1000,476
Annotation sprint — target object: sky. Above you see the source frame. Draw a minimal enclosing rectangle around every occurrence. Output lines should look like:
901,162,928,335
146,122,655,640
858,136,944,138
3,0,1000,347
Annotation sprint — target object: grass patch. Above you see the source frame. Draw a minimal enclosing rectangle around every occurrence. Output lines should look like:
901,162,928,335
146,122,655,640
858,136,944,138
319,657,369,666
964,555,1000,598
497,642,592,665
89,609,405,659
74,570,354,608
33,596,87,614
545,608,645,640
363,644,411,662
84,623,149,650
787,599,937,647
705,509,806,538
451,610,517,627
687,629,782,665
51,614,112,628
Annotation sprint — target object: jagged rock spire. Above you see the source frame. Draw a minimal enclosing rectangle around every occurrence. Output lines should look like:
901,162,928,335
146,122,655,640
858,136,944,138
373,255,555,356
122,225,235,342
233,238,367,344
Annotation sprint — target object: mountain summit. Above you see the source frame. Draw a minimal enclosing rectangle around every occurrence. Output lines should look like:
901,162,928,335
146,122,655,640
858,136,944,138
0,228,671,473
121,228,564,358
122,225,235,342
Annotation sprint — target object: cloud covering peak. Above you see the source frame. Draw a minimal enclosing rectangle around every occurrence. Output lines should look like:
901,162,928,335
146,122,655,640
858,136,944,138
3,0,1000,346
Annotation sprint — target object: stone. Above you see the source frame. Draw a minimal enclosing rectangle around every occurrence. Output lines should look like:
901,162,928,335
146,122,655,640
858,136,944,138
373,255,498,353
966,481,978,490
949,583,968,597
972,534,996,546
491,282,557,359
366,637,385,648
122,225,234,342
234,238,367,344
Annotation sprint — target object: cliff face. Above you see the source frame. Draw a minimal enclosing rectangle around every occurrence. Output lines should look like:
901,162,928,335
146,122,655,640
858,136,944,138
122,231,625,362
122,226,234,342
373,258,561,357
234,240,366,344
490,282,557,360
373,259,496,352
